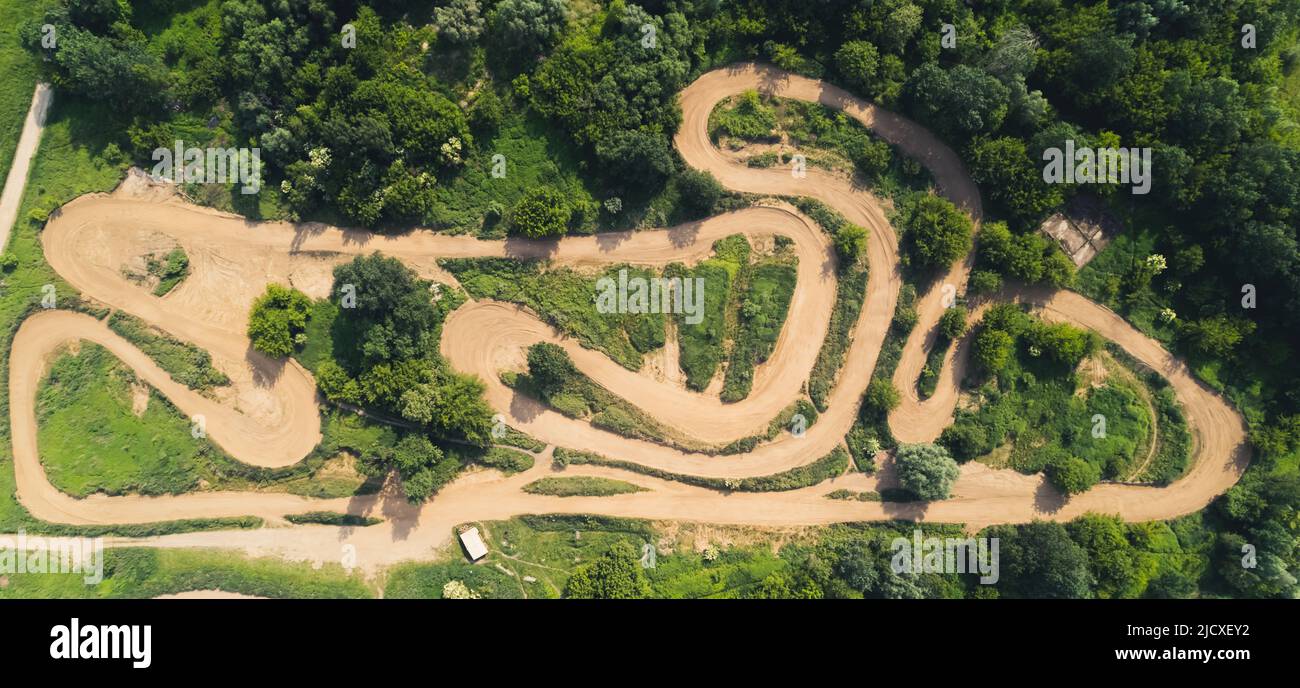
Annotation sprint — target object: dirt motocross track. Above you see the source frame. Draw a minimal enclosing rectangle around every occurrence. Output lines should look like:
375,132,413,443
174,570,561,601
8,64,1249,569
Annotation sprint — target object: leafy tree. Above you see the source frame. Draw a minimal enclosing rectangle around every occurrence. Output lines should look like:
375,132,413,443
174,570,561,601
873,568,928,599
529,3,692,188
509,186,571,238
527,342,576,396
833,223,868,267
1144,568,1197,599
1040,250,1075,287
400,373,495,445
902,63,1009,143
1045,453,1100,495
1179,315,1256,359
1211,471,1300,599
893,443,960,501
247,284,311,357
349,432,461,503
314,360,361,404
976,220,1074,287
850,138,892,180
1067,514,1142,598
938,307,968,340
939,420,991,461
969,270,1002,295
988,521,1091,598
863,378,901,416
332,254,440,366
435,0,485,45
563,541,649,599
981,303,1031,337
1025,321,1098,368
972,327,1014,374
831,539,880,595
490,0,570,59
834,40,880,97
325,254,491,444
21,17,171,113
676,168,723,217
898,194,973,270
966,137,1063,228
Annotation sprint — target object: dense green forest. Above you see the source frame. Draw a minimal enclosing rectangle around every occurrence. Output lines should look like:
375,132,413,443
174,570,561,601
16,0,1300,597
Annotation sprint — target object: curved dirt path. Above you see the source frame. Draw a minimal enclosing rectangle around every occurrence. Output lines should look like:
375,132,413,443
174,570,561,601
7,64,1249,564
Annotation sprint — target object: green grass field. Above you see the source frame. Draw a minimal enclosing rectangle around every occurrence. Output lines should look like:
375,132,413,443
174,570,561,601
0,547,373,599
36,343,215,496
35,342,376,499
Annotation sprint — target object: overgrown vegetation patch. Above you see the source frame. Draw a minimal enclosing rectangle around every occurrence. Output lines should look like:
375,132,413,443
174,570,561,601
522,476,647,497
441,258,664,370
553,445,848,493
938,306,1157,496
107,311,230,393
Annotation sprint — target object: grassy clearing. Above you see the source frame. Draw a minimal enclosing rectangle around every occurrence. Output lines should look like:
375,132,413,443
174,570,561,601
36,343,216,496
946,335,1155,482
385,558,528,599
385,514,654,599
429,110,597,235
384,515,795,599
711,93,934,201
709,90,779,141
294,298,339,374
0,547,373,599
1106,344,1192,484
107,311,229,392
554,445,848,493
522,476,647,497
384,517,975,599
1075,223,1177,345
441,258,664,370
35,342,377,499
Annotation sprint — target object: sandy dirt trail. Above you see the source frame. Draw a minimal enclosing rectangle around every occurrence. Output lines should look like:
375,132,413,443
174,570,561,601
44,196,845,473
6,64,1249,570
0,83,52,253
